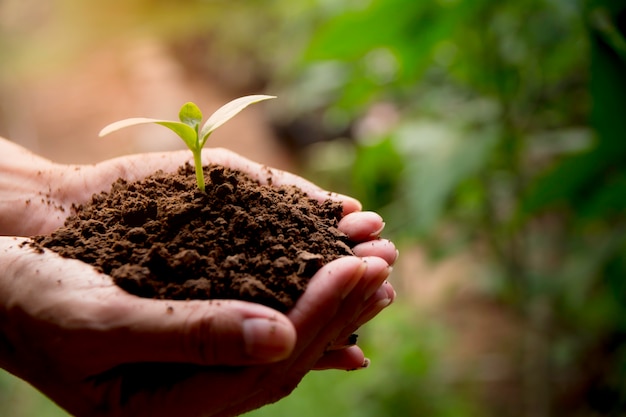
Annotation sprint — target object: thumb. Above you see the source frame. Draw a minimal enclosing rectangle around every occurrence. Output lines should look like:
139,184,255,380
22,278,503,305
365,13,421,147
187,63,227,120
96,292,297,367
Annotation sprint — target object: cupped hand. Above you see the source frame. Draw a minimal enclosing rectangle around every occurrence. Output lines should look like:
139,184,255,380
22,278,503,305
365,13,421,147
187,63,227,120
0,237,394,417
0,139,397,416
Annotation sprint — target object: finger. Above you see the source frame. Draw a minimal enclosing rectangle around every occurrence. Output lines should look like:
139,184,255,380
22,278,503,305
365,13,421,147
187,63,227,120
338,211,385,242
352,239,398,265
328,280,395,349
207,257,391,417
286,257,367,340
313,345,367,371
95,291,297,367
356,281,396,326
287,256,391,362
332,281,396,345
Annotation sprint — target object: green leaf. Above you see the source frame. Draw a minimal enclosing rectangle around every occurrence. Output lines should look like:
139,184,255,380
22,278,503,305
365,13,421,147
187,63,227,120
589,7,626,65
179,102,203,129
395,121,498,234
199,95,276,145
99,118,198,150
155,121,198,150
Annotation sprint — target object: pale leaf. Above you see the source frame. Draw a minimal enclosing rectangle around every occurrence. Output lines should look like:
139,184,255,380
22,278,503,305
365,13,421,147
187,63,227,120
199,95,276,145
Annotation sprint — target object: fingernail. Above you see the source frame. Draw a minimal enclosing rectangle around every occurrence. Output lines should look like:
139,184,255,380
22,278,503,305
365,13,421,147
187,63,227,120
348,358,371,371
369,222,386,238
243,317,294,361
370,285,393,309
383,281,397,303
341,260,368,299
375,297,393,310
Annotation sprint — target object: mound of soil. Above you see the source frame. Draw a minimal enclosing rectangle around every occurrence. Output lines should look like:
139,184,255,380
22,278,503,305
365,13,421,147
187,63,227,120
32,164,354,312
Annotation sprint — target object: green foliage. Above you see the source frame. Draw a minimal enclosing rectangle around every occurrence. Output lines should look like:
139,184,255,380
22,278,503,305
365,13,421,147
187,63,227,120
99,95,275,192
350,137,404,213
293,0,626,414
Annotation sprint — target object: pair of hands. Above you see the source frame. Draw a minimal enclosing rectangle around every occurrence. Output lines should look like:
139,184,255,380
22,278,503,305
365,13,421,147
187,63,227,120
0,138,397,417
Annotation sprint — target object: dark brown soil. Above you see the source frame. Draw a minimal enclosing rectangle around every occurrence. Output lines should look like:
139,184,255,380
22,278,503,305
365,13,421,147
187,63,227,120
32,164,354,312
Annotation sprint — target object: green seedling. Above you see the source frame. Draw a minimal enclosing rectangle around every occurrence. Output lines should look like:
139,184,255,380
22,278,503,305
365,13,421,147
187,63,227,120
99,95,276,192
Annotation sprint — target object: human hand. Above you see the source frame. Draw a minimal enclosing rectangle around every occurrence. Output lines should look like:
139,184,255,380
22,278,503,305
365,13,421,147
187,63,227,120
0,235,395,417
0,139,397,416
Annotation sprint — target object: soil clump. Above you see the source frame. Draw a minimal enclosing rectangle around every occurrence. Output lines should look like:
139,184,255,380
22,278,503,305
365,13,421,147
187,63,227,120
32,164,354,312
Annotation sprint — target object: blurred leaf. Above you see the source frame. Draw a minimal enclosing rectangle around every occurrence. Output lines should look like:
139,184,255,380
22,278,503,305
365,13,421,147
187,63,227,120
522,2,626,216
350,137,404,211
394,122,498,234
589,7,626,64
521,140,603,214
303,0,487,108
579,172,626,221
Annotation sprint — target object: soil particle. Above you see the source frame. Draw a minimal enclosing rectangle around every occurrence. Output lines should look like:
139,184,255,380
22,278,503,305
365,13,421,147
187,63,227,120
32,163,354,312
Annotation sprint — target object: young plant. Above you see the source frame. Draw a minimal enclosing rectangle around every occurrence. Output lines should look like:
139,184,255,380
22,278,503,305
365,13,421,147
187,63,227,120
99,95,276,192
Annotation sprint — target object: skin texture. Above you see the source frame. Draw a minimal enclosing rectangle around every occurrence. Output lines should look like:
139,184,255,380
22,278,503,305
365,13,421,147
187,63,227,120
0,137,397,417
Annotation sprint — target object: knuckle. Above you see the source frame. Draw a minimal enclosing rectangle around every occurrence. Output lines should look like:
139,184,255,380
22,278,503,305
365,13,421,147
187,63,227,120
181,309,221,365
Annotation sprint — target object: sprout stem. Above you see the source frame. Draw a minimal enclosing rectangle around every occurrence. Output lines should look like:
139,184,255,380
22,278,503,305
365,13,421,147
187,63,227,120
193,150,206,192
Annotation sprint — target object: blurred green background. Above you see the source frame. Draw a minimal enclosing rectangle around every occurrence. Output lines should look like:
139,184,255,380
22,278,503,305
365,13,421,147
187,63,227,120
1,0,626,416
